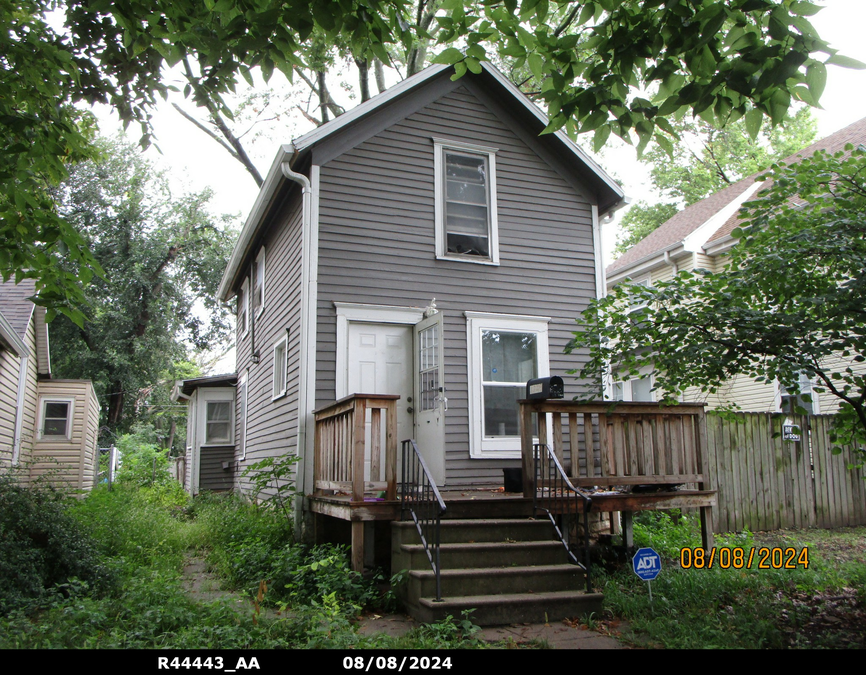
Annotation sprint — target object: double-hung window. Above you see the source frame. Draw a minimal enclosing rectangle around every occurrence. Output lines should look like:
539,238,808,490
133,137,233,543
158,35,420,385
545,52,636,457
38,397,74,439
611,375,654,402
466,312,550,458
205,401,232,444
238,278,249,338
272,334,288,400
434,138,499,265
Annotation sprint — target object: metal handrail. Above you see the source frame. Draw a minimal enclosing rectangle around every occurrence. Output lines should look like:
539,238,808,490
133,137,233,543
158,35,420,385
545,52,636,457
400,439,446,602
533,443,593,592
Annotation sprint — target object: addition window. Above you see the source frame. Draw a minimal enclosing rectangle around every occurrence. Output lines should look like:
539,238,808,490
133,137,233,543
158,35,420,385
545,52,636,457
238,278,249,338
38,397,74,439
466,312,550,458
434,138,499,265
272,334,288,400
238,371,248,459
253,247,265,316
205,401,232,444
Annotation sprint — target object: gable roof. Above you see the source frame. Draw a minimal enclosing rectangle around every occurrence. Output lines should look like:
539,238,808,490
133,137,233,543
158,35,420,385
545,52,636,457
607,116,866,277
0,278,36,356
218,62,624,301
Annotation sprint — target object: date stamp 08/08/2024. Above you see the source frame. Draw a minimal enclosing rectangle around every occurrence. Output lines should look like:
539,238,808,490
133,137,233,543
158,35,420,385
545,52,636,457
679,546,810,570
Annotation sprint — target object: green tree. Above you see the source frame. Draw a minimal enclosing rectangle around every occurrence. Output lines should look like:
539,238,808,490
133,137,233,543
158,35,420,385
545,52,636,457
5,0,852,317
49,137,235,435
615,106,817,254
568,146,866,462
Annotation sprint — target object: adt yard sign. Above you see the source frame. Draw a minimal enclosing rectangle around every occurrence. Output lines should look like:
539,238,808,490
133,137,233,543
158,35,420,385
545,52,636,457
633,547,662,581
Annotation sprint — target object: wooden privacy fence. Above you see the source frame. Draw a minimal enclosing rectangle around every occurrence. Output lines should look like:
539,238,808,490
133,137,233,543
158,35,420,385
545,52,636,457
708,413,866,532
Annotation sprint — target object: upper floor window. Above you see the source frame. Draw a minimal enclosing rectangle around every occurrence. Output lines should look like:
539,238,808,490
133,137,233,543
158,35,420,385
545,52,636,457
253,247,265,316
39,397,74,439
433,138,499,265
238,278,249,338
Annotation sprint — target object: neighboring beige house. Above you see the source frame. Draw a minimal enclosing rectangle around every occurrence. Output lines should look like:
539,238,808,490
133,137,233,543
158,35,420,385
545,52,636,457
605,116,866,414
0,279,100,491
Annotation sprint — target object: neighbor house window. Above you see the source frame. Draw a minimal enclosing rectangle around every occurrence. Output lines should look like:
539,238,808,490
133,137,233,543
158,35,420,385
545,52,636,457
39,397,74,439
465,312,550,458
627,278,652,312
272,334,288,400
205,401,232,444
253,247,265,316
434,138,499,265
611,375,654,402
238,278,249,338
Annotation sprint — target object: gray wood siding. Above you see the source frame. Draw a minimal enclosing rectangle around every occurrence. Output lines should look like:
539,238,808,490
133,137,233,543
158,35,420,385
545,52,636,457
200,446,236,492
315,85,599,487
234,188,305,495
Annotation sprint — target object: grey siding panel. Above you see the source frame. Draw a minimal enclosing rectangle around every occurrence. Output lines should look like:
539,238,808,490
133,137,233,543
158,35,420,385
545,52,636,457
199,446,236,491
234,187,305,495
315,85,599,487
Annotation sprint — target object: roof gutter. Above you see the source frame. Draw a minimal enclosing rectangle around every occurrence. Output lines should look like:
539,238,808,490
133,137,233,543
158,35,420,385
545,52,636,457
0,311,28,358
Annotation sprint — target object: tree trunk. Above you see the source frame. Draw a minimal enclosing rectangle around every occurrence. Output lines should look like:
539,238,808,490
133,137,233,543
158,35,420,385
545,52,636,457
318,71,329,124
355,58,370,102
374,59,387,94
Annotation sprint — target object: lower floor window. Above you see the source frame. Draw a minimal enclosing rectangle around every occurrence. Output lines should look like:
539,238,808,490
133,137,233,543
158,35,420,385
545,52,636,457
40,398,73,438
466,312,550,458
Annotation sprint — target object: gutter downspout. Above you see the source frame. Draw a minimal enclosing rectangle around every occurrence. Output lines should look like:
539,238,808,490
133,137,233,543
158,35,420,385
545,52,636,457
280,157,313,530
12,354,29,465
663,250,678,275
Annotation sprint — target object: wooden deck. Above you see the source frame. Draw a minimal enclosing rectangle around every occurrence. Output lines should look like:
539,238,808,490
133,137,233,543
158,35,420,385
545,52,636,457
310,395,717,570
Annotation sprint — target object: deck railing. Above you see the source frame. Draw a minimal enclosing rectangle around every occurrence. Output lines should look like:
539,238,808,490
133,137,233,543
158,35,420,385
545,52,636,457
401,439,446,602
313,394,399,501
520,400,711,496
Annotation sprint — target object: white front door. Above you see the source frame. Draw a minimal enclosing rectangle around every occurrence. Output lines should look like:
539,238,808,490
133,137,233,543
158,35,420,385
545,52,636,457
347,323,413,480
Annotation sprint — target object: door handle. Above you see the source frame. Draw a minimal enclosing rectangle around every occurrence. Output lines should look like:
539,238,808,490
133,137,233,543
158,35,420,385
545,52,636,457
407,407,414,414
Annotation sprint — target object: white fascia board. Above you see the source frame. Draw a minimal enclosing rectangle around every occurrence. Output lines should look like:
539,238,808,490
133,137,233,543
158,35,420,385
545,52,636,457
479,63,624,206
702,233,738,257
683,182,761,253
606,244,685,288
0,311,28,357
218,144,295,302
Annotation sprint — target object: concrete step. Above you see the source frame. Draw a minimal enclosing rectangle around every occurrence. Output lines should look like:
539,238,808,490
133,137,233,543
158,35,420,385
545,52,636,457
407,563,585,598
392,518,556,544
398,539,568,570
412,590,604,626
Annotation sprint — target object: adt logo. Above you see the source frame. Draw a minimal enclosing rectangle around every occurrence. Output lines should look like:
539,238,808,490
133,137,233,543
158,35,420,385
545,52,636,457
632,547,662,581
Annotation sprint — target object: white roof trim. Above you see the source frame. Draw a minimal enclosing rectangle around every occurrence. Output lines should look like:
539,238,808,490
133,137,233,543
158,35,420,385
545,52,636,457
683,182,762,253
0,310,29,357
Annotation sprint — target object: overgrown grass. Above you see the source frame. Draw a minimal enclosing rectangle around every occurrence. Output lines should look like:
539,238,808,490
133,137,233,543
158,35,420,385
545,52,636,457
601,512,866,649
0,474,493,649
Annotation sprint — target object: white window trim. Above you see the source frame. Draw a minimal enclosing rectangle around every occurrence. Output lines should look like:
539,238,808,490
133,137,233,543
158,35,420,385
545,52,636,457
200,390,234,447
334,303,425,399
254,247,266,318
238,370,248,460
610,373,656,402
774,375,820,415
272,333,288,400
37,396,75,441
433,137,500,266
465,311,551,459
239,277,250,338
627,276,652,313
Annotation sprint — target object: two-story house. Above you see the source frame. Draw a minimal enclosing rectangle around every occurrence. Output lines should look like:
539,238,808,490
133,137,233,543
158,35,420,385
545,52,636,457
214,62,624,511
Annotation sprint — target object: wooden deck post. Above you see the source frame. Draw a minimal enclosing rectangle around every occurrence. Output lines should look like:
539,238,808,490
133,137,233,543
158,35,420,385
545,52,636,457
384,398,397,501
520,402,534,498
621,511,634,549
351,521,364,572
695,411,715,551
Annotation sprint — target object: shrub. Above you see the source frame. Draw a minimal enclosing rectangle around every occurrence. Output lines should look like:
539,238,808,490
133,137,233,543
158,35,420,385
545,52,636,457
115,431,173,488
0,474,115,612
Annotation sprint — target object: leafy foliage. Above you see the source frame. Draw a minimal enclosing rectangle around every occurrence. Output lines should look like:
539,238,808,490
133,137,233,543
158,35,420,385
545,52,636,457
6,1,852,315
241,454,301,523
0,473,115,612
570,145,866,462
615,106,817,254
48,137,235,434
